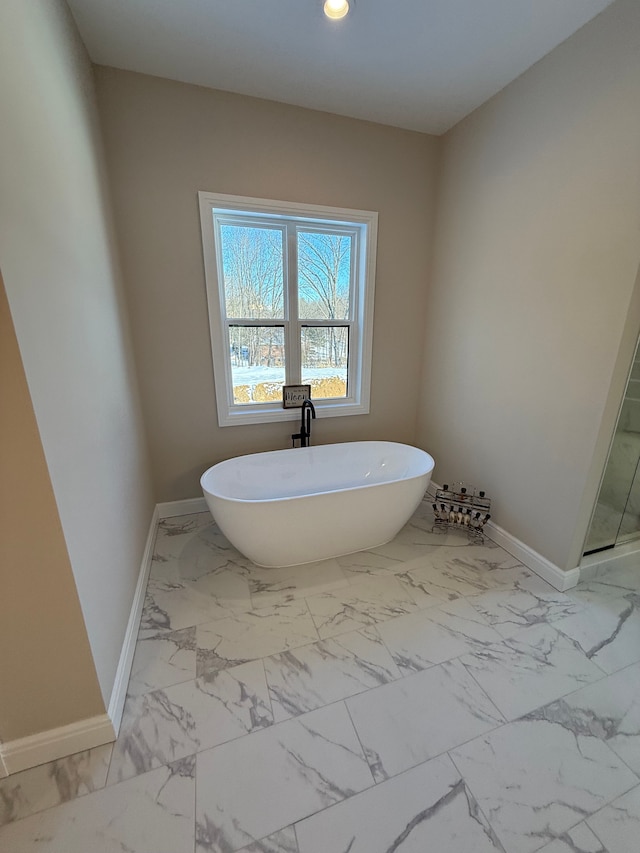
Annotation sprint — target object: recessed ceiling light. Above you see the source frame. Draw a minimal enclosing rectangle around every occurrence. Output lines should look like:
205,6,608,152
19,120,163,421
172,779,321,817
323,0,350,20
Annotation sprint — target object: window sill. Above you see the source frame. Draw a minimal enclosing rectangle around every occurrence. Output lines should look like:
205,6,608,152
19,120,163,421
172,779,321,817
218,399,370,427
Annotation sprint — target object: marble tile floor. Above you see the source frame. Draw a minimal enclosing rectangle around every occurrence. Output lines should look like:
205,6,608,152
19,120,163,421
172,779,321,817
3,504,640,852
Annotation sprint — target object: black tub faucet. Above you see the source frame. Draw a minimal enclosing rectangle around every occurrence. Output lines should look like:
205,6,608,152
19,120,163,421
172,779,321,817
292,398,316,447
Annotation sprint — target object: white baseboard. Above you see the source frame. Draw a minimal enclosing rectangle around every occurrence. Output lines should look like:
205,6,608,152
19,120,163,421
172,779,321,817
108,497,210,730
426,481,579,592
486,521,580,591
157,497,208,518
107,505,160,735
0,506,160,776
0,714,115,775
0,498,213,777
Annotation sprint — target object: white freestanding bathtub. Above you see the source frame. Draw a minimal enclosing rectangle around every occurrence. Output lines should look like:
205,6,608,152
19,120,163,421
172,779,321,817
200,441,435,567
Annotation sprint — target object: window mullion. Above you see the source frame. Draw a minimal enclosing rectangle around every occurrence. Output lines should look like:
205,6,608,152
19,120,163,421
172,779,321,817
226,319,284,327
347,229,360,402
300,319,352,328
285,223,301,384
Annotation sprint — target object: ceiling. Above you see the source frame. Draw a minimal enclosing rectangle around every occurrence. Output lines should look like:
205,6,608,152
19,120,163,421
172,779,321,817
67,0,615,135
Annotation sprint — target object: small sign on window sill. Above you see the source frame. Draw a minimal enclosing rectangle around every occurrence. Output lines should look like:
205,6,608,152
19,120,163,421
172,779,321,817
283,384,311,408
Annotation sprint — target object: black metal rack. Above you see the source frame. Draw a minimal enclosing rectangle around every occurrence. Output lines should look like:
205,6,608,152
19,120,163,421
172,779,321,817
431,482,491,543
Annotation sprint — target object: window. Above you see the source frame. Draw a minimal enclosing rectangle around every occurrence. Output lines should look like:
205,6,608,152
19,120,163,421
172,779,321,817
198,192,378,426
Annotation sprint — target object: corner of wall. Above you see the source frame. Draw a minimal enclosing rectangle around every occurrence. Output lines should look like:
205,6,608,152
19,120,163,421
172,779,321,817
567,261,640,570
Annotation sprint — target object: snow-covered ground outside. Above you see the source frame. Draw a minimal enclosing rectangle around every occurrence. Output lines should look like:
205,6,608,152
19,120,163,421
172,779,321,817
231,366,346,384
231,366,347,402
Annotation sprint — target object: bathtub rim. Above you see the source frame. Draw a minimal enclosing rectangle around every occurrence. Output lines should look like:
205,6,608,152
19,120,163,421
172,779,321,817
200,440,435,505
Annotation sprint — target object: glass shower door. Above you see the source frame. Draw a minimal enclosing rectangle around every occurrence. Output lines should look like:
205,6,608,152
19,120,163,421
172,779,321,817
584,345,640,554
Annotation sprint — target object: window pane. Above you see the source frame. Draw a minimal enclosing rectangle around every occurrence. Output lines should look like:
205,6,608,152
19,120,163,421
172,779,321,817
220,224,284,318
301,326,348,399
229,326,285,404
297,231,351,320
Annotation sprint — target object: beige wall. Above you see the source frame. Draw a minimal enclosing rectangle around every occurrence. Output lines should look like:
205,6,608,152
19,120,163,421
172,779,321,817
0,274,104,741
418,0,640,571
95,68,438,501
0,0,155,707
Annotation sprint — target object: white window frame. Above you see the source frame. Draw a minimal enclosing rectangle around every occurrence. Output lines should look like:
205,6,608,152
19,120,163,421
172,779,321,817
198,192,378,427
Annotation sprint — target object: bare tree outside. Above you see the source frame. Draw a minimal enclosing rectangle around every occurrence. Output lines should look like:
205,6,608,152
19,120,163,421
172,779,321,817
298,232,351,395
220,224,284,402
298,231,351,322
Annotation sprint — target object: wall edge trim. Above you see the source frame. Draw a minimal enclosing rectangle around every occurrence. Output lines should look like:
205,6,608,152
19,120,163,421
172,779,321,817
157,497,208,518
426,482,580,591
0,715,115,775
107,505,160,734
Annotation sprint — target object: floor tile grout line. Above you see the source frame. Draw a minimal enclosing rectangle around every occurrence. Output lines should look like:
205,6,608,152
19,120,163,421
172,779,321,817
104,738,117,792
261,627,403,712
287,748,484,846
193,749,198,853
4,698,639,839
286,717,519,850
205,632,640,778
0,748,199,830
6,712,499,838
194,703,382,850
272,643,507,721
359,623,403,682
256,659,439,729
575,776,640,850
301,595,322,644
111,651,511,796
276,715,488,847
132,619,409,717
447,726,640,853
427,651,640,779
457,631,612,725
0,745,115,830
448,635,517,719
583,818,610,853
147,598,318,643
401,600,509,650
445,652,511,724
109,664,279,788
122,613,633,783
446,748,513,853
258,657,276,725
443,750,509,853
342,700,378,788
550,620,630,680
369,709,510,786
588,743,640,794
510,677,619,726
194,596,466,674
295,665,513,786
302,610,414,644
196,623,321,676
584,784,640,853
